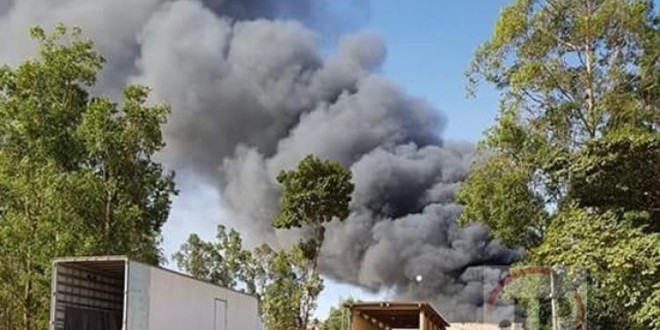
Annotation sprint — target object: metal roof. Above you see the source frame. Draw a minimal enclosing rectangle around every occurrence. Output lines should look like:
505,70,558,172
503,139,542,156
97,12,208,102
53,255,128,276
346,301,451,328
52,255,258,299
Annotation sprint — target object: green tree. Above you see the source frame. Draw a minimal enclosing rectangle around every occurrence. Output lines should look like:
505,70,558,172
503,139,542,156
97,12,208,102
273,154,354,330
274,154,354,259
174,227,324,330
457,145,548,248
175,155,354,330
0,25,176,330
533,206,660,329
173,225,251,288
569,128,660,228
461,0,659,328
260,245,324,330
323,298,354,330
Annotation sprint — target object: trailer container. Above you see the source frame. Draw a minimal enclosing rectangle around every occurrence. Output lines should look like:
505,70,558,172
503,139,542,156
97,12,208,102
49,255,261,330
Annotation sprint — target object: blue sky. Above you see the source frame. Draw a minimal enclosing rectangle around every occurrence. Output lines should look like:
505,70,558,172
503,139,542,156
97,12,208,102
365,1,509,142
313,0,511,319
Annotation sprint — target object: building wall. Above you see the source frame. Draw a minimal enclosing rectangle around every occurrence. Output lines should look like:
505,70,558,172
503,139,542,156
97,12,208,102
148,265,260,330
126,262,260,330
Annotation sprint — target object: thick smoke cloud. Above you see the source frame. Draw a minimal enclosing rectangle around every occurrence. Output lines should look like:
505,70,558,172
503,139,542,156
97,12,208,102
0,0,519,321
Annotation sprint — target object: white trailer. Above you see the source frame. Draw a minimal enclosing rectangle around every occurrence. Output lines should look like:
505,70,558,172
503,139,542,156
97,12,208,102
49,255,261,330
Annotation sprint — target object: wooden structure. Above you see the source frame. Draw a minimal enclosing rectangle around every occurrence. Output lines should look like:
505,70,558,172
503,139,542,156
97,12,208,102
345,301,450,330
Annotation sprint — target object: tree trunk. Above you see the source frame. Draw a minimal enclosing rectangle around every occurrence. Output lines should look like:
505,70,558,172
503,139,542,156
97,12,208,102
23,259,32,330
105,188,113,250
300,224,325,330
102,163,113,252
583,0,596,138
23,197,34,330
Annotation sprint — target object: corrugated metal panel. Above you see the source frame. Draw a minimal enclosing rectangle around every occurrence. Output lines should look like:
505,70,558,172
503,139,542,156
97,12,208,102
51,257,126,330
53,256,128,276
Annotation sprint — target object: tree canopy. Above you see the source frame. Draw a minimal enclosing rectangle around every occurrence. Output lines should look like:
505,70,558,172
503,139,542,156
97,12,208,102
176,154,353,330
460,0,659,328
274,154,354,259
0,25,176,330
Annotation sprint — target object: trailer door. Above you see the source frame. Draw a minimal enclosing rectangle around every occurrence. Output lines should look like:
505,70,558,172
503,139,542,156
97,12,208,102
214,299,227,330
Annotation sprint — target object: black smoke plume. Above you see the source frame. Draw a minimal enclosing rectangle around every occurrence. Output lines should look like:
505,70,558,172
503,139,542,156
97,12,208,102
0,0,519,321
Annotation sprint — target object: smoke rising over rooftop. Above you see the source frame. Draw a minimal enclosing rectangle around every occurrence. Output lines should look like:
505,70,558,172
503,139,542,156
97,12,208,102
0,0,519,321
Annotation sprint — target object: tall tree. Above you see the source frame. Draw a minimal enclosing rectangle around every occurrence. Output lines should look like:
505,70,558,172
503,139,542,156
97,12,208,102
175,155,354,330
173,225,251,289
259,245,325,330
273,154,354,330
0,25,176,330
274,154,354,259
460,0,659,328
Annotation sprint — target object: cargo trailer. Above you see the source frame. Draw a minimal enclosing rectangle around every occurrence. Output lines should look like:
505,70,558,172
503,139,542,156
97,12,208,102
49,255,261,330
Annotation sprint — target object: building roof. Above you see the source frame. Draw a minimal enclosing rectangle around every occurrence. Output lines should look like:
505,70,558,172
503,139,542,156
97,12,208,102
449,324,501,330
345,301,451,328
52,255,258,298
451,323,524,329
53,255,128,276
